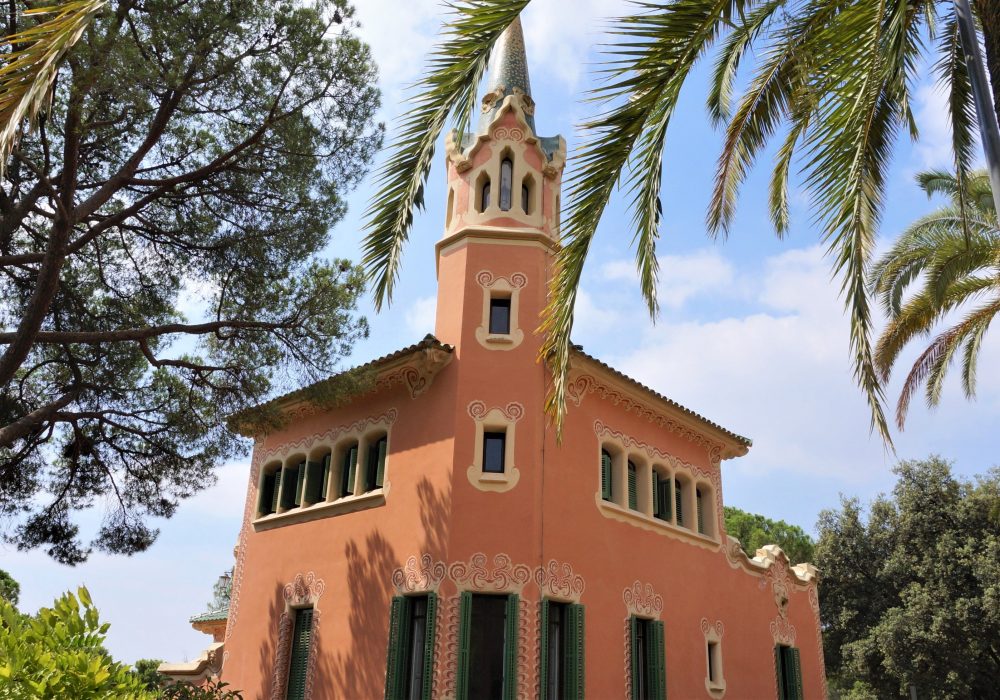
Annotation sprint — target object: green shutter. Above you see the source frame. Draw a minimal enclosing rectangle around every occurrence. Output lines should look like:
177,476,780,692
260,472,277,515
628,462,637,510
305,460,323,504
320,454,331,501
696,489,704,533
294,461,305,506
376,437,388,487
629,617,641,700
286,607,313,700
421,593,438,700
674,480,683,526
652,472,660,516
270,471,281,513
539,601,549,700
279,466,295,510
791,647,803,700
342,445,357,496
775,646,786,700
385,597,405,700
601,451,613,501
658,480,671,521
567,603,585,699
456,592,473,700
650,619,666,700
503,594,519,700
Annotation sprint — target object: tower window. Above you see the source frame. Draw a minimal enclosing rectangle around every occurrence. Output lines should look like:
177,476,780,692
499,157,513,211
521,184,530,213
483,431,506,473
488,297,511,334
477,172,492,213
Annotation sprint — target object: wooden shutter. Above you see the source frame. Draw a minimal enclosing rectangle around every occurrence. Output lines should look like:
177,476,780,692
375,437,388,487
286,607,313,700
270,471,281,513
652,472,660,516
628,462,637,510
320,454,331,501
539,601,550,700
305,460,323,504
674,480,683,526
629,616,641,700
456,592,473,700
260,472,277,515
421,593,438,700
658,480,672,521
790,647,803,700
279,466,295,510
601,451,613,501
342,445,357,496
649,619,666,700
566,603,585,699
384,596,406,700
294,461,305,506
503,594,519,700
696,489,704,533
775,646,786,700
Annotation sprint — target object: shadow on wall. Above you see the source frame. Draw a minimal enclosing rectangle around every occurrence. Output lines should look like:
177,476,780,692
256,582,287,699
416,476,450,563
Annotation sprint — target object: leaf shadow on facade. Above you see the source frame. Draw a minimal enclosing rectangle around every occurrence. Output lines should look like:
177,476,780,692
256,583,286,698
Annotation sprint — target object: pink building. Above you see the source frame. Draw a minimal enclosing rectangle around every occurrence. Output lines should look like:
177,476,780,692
209,19,826,700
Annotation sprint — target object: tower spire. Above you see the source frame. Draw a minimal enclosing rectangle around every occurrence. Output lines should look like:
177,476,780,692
479,17,535,132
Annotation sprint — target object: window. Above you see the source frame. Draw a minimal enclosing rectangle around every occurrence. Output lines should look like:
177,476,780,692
707,641,719,685
364,435,388,492
521,183,530,213
629,616,665,700
499,157,513,211
627,461,638,510
457,593,519,700
674,477,685,528
285,607,313,700
540,601,585,700
280,460,306,510
385,594,439,700
483,431,506,473
600,450,613,502
477,171,492,212
339,443,358,497
259,465,281,516
696,487,705,534
489,297,511,335
775,645,803,700
304,453,331,505
652,471,671,522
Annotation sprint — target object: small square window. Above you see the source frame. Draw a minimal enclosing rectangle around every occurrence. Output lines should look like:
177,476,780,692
483,432,506,473
489,298,511,334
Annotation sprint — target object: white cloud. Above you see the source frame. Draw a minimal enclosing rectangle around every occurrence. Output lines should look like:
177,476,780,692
405,295,437,335
912,81,953,170
601,248,740,309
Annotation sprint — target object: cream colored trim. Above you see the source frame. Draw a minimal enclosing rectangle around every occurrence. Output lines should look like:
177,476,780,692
435,227,557,274
701,619,727,697
474,270,526,350
158,642,223,684
253,490,386,532
466,400,523,492
723,539,820,587
595,495,721,552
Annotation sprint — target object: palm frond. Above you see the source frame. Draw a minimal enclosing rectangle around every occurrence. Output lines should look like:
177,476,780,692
0,0,107,176
935,18,976,240
361,0,529,310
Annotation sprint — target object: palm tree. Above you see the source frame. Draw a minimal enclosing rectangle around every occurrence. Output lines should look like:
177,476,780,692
363,0,1000,443
869,169,999,429
0,1,107,174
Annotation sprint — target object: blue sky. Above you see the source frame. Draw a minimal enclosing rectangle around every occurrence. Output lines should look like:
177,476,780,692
4,0,998,666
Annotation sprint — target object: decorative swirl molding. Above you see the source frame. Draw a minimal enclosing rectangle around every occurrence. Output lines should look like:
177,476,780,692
269,572,325,700
622,580,663,619
700,618,725,639
468,400,525,424
622,618,633,700
492,126,525,142
283,572,325,607
475,270,528,290
449,553,532,593
534,560,585,601
257,409,398,468
391,554,447,593
574,376,728,464
438,595,461,699
770,615,797,646
517,598,535,700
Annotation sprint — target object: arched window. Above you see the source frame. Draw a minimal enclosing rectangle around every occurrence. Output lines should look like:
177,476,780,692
521,184,530,213
481,181,491,212
499,157,513,211
600,449,613,501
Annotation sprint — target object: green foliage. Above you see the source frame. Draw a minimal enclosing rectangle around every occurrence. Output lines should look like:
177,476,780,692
130,658,165,691
723,506,814,564
0,0,383,562
869,169,1000,429
160,679,243,699
0,587,154,698
0,568,19,608
363,1,1000,445
815,457,1000,698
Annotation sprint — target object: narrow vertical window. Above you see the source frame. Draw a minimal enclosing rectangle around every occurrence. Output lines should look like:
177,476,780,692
630,617,666,700
457,593,518,700
304,454,330,505
653,472,671,522
540,601,585,700
775,645,802,700
627,461,638,510
696,487,705,534
499,157,513,211
600,450,613,502
481,180,491,212
279,462,303,510
707,641,717,683
521,183,530,213
340,443,358,497
674,478,684,528
285,607,314,700
259,468,279,516
385,594,439,700
483,432,506,473
365,435,388,491
489,297,511,334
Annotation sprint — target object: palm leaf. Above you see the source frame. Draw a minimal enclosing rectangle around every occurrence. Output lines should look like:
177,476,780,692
361,0,529,310
0,0,107,176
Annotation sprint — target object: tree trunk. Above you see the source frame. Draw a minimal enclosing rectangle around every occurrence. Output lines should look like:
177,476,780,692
974,0,1000,128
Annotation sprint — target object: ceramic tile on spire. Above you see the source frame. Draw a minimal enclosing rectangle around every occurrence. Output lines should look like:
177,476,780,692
478,17,535,133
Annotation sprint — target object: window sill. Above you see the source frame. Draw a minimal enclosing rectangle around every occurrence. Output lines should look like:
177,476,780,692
705,679,727,696
467,464,520,492
485,333,514,345
253,488,387,531
595,496,720,551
